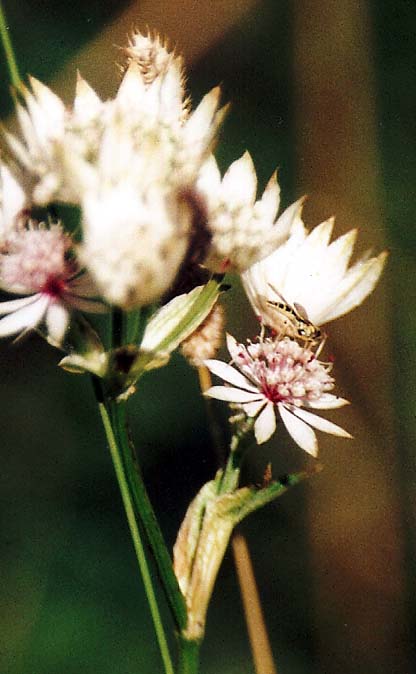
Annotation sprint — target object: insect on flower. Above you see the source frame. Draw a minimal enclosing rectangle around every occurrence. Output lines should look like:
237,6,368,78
265,284,323,347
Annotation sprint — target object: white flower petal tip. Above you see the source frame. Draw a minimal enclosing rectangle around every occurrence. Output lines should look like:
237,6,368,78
204,385,262,404
222,152,257,206
205,334,350,455
225,332,239,357
242,209,388,331
75,72,101,105
199,158,306,273
204,358,259,392
4,38,226,208
291,406,352,440
279,403,318,457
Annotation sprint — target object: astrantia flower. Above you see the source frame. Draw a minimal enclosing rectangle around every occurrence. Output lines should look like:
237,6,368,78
0,222,104,344
5,31,226,205
205,333,351,455
4,31,229,309
80,182,193,308
196,153,302,273
242,213,388,334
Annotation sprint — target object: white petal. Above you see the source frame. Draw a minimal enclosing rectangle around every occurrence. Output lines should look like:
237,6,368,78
306,394,350,409
0,165,26,231
243,399,267,417
320,251,388,323
291,406,352,439
226,333,243,361
183,87,221,148
254,171,280,222
29,76,65,120
46,302,70,344
274,197,307,240
278,403,318,456
4,131,32,170
74,73,102,121
158,63,184,122
205,386,264,404
0,294,40,315
222,152,257,207
196,155,221,199
116,62,147,110
254,402,276,444
204,359,259,392
0,295,48,337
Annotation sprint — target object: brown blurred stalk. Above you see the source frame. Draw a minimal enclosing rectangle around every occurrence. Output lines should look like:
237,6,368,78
293,2,410,672
232,533,278,674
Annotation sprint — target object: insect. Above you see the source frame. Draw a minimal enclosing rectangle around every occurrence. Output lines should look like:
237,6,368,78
265,284,323,346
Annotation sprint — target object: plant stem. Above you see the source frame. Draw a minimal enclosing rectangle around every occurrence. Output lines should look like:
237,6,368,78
177,635,201,674
217,417,255,495
97,399,175,674
111,307,124,348
109,398,188,632
0,0,21,89
232,533,278,674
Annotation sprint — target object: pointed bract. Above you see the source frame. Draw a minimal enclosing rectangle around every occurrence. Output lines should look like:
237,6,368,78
242,211,388,331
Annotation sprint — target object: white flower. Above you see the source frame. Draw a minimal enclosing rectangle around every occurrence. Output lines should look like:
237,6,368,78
123,30,187,101
205,333,351,455
5,32,226,205
0,222,104,344
3,32,229,309
80,183,193,308
242,213,388,334
196,153,303,273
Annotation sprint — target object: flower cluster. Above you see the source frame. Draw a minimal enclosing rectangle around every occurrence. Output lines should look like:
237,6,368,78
0,30,387,454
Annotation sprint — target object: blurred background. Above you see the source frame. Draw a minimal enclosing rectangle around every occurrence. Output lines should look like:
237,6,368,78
1,1,415,673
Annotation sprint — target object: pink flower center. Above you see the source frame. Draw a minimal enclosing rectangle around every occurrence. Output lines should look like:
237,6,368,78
234,338,334,406
42,275,68,298
1,225,75,294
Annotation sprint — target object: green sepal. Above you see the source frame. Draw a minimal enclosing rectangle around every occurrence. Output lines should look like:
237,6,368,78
174,466,318,640
173,478,219,599
103,279,223,398
139,279,222,361
58,315,107,377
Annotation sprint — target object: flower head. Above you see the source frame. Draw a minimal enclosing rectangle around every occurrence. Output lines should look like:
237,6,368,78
5,31,226,206
3,32,230,310
0,222,104,344
80,183,193,308
205,333,351,455
242,213,388,333
197,153,302,273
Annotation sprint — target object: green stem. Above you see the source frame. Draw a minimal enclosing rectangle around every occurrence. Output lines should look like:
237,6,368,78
177,635,200,674
111,307,124,348
217,417,255,494
107,307,187,631
97,399,175,674
0,0,21,89
110,399,188,632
